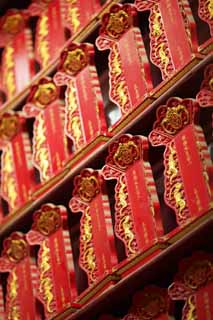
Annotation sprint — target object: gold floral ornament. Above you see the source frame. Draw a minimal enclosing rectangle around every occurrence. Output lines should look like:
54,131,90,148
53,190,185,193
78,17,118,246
1,12,25,35
3,232,28,263
33,204,62,236
58,43,89,76
113,140,140,170
0,113,20,142
161,104,190,136
184,259,213,290
27,77,58,110
73,170,101,203
99,4,135,40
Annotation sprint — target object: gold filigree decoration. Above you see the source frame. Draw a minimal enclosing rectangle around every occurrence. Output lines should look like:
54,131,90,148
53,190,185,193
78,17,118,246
78,176,100,203
152,8,162,37
106,10,130,39
34,113,50,181
71,116,82,150
8,271,20,320
3,46,16,99
6,239,28,263
186,296,196,320
66,0,80,33
40,241,54,313
37,15,50,67
161,104,189,135
208,0,213,18
36,209,61,236
81,207,96,283
157,43,170,77
2,145,18,209
209,77,213,90
167,145,178,183
117,177,136,254
113,140,140,170
3,14,23,35
63,48,87,75
169,182,186,218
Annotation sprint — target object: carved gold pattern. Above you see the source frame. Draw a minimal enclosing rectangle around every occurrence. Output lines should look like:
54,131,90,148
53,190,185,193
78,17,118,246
185,296,196,320
208,0,213,18
109,43,129,114
6,239,28,262
66,0,80,33
78,176,100,203
165,143,188,224
149,5,173,79
63,48,87,75
2,145,18,209
80,207,97,284
106,10,130,39
3,46,16,99
116,176,136,255
8,271,20,320
36,209,61,236
40,240,54,313
34,113,50,181
161,104,190,135
113,140,140,170
37,15,50,67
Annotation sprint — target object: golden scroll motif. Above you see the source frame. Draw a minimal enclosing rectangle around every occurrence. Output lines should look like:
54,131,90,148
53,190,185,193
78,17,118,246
34,113,50,181
161,104,190,136
66,0,80,33
40,240,54,313
81,207,96,283
117,176,136,254
106,10,130,39
3,46,16,99
2,145,18,209
8,271,20,320
37,15,50,66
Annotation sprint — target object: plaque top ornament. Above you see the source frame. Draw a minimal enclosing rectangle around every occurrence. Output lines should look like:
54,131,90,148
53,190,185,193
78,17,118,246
98,3,137,40
2,232,29,263
32,203,62,236
0,112,20,144
27,77,59,110
58,43,93,77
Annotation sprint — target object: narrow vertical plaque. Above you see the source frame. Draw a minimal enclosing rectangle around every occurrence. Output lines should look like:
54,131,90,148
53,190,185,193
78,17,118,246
69,169,118,288
135,0,198,79
96,3,152,117
149,97,213,226
27,203,78,319
23,77,70,182
29,0,66,68
0,232,41,320
102,134,163,258
169,252,213,320
0,9,35,100
54,42,107,152
0,113,35,212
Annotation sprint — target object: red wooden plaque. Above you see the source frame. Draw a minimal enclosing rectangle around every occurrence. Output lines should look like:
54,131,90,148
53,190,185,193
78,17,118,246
0,232,41,320
169,252,213,319
0,112,35,212
29,0,66,68
196,64,213,107
23,77,70,182
69,169,117,286
27,203,77,319
102,134,163,257
149,97,213,226
54,42,107,152
0,9,35,100
61,0,101,36
96,3,152,118
135,0,198,79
